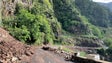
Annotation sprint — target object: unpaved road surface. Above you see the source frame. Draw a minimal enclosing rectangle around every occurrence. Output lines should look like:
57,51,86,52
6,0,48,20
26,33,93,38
0,27,73,63
30,48,74,63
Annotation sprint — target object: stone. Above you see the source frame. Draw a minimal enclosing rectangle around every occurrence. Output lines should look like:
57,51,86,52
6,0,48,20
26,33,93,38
86,54,100,60
25,51,31,56
11,57,18,62
0,59,3,63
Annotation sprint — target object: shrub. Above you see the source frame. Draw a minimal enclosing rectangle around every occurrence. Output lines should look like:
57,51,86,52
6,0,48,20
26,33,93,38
104,38,112,46
9,26,30,42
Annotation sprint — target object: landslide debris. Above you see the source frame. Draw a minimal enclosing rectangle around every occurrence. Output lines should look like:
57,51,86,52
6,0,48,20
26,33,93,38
0,27,34,63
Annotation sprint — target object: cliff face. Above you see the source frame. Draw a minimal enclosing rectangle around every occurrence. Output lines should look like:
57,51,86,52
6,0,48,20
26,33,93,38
1,0,33,16
0,0,33,26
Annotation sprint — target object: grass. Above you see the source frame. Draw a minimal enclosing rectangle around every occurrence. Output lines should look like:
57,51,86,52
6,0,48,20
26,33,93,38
62,47,74,53
80,52,87,57
81,35,98,38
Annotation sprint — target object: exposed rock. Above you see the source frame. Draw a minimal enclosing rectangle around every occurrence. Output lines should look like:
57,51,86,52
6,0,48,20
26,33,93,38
11,57,18,62
25,51,32,56
1,0,33,16
42,46,74,60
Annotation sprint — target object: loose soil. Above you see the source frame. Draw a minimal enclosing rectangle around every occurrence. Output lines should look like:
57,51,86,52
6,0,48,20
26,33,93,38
0,27,74,63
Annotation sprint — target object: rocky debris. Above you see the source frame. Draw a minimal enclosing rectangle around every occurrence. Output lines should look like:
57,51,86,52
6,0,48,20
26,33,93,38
11,57,18,62
42,46,74,61
42,46,108,63
0,27,35,63
0,40,35,63
69,54,111,63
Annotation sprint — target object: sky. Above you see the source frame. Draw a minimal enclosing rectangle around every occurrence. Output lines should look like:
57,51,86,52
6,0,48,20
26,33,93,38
93,0,112,3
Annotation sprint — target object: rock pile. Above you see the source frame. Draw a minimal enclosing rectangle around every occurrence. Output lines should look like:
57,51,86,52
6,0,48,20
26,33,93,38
42,46,74,61
0,28,34,63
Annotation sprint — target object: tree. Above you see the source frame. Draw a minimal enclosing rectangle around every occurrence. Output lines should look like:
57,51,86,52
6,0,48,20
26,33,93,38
75,0,110,27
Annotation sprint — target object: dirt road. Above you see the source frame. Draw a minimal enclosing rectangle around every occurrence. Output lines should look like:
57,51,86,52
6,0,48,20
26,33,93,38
30,48,73,63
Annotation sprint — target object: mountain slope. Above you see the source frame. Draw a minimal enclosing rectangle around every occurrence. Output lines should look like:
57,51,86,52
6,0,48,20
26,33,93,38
99,2,112,12
75,0,112,27
0,0,111,45
1,0,62,45
52,0,90,34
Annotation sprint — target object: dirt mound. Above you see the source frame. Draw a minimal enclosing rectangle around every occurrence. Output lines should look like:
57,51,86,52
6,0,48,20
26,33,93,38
0,27,34,63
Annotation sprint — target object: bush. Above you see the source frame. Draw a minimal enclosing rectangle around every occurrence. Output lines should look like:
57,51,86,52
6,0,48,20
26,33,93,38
90,25,103,38
2,8,55,45
9,26,30,42
104,38,112,46
106,45,112,56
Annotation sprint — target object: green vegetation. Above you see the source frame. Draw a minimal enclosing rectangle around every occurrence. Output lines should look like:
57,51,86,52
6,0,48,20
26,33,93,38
3,9,54,45
97,46,112,61
75,0,112,27
61,47,74,53
1,0,112,61
104,38,112,46
52,0,105,39
2,0,61,45
80,52,87,57
52,0,90,35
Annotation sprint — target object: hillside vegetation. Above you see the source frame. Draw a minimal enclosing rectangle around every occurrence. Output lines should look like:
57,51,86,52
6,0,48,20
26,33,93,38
0,0,111,45
99,2,112,12
0,0,111,44
1,0,112,62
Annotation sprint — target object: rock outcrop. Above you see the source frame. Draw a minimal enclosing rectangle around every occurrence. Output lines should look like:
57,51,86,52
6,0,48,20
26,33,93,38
1,0,33,16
